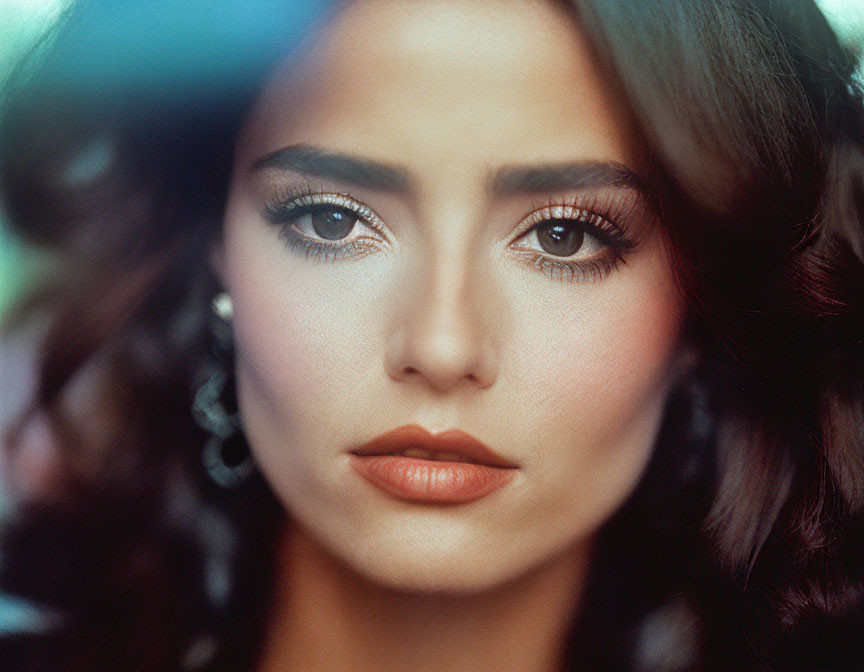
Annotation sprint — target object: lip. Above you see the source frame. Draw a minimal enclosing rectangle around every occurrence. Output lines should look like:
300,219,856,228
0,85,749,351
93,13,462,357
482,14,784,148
349,425,518,504
350,424,518,468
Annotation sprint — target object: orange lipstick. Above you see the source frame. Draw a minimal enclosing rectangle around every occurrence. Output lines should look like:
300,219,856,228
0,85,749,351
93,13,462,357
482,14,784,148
349,424,518,503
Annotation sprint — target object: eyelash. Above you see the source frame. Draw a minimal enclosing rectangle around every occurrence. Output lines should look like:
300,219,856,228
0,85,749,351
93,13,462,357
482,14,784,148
509,199,638,283
263,189,388,262
261,188,639,282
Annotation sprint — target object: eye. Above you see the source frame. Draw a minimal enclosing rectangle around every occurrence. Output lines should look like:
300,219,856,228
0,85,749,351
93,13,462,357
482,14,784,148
295,206,361,241
528,219,606,258
509,204,637,283
262,191,388,261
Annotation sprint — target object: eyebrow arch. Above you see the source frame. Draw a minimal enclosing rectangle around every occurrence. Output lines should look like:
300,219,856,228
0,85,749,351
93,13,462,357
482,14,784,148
491,161,649,196
250,144,412,193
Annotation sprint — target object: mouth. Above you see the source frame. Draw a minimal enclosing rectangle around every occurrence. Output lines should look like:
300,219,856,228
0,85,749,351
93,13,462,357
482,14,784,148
348,425,519,503
349,424,518,469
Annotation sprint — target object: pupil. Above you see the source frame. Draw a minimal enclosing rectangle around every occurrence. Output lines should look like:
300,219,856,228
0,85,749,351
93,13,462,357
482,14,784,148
312,209,357,240
537,221,584,256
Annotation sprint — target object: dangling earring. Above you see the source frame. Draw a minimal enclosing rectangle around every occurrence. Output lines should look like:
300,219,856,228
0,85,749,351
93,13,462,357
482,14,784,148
192,291,255,488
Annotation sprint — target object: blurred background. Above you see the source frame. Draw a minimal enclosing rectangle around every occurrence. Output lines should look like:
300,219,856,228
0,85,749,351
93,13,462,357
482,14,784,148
0,0,70,317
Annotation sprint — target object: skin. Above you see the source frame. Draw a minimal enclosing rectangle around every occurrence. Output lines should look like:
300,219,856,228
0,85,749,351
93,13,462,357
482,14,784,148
216,0,688,669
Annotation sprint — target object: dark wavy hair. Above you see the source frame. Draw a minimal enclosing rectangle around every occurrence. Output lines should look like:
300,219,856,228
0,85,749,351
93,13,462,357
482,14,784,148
1,1,862,669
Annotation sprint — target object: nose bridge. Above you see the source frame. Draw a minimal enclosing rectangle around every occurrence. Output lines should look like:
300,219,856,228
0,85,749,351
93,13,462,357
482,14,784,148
385,203,498,392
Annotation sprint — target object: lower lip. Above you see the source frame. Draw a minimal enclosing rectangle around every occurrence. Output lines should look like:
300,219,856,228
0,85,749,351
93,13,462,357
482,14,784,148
349,454,516,503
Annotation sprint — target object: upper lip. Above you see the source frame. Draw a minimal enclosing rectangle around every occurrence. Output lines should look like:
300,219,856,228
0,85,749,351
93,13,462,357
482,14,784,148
350,424,518,468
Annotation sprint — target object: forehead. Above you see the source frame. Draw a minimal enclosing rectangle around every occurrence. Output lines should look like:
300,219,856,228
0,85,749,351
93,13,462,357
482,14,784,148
235,0,640,178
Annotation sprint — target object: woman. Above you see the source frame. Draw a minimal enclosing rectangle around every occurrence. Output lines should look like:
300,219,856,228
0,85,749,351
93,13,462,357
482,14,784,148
0,0,862,669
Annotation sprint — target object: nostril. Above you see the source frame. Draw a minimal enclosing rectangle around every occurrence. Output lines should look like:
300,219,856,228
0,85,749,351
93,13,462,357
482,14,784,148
384,322,498,391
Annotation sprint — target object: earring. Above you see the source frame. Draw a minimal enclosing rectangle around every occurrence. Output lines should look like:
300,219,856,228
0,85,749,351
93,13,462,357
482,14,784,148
212,291,233,321
192,292,255,488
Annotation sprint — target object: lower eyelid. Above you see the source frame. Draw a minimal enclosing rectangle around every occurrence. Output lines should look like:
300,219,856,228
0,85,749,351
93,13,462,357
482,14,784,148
512,251,620,283
279,225,380,261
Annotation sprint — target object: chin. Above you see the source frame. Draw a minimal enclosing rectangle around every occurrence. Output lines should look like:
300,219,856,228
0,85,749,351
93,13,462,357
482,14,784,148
335,533,546,596
351,556,522,596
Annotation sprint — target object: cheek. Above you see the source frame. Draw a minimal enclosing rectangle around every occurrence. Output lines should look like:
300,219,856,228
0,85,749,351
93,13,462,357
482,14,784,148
221,211,390,459
501,242,684,504
512,237,681,412
541,280,681,437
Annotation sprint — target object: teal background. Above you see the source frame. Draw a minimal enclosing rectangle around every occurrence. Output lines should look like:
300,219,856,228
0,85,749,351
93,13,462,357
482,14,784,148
0,0,69,320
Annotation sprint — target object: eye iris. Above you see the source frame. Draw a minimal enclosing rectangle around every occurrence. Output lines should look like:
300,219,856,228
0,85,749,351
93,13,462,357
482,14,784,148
537,221,584,257
311,208,356,240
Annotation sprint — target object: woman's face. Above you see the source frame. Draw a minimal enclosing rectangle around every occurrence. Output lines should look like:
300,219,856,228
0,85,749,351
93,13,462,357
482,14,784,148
220,0,686,592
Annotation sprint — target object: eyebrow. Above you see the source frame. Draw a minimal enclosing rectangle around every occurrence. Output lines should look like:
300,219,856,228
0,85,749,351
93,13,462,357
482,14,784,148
251,144,648,199
490,161,648,196
250,144,411,192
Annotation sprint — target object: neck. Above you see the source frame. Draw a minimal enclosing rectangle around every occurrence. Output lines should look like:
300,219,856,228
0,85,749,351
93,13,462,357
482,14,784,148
257,518,590,672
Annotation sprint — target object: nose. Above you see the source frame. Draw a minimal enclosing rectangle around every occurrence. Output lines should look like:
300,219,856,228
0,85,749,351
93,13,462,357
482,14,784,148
384,251,499,393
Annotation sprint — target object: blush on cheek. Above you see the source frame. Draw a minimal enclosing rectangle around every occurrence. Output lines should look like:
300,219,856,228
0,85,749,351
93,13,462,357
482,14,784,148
528,265,684,455
596,290,683,410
